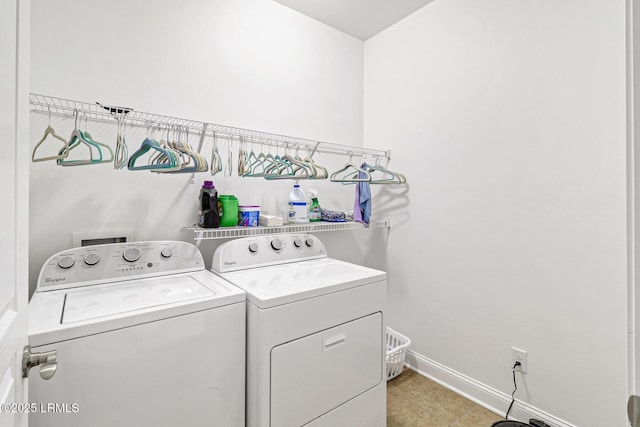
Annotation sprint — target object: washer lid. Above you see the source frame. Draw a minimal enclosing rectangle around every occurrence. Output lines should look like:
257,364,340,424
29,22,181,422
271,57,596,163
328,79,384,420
62,275,214,324
218,258,386,308
29,271,245,346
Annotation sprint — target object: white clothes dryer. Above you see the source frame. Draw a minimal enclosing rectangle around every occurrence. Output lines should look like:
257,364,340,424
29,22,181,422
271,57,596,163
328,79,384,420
28,241,246,427
211,234,387,427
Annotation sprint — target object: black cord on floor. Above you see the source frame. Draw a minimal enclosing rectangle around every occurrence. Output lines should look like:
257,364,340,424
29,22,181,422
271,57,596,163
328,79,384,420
505,361,521,419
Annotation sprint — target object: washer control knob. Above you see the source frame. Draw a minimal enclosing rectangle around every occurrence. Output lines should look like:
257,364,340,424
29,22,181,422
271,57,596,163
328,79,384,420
160,247,173,258
58,256,75,269
305,238,314,247
123,247,141,263
271,238,282,251
293,238,302,248
84,253,100,266
248,242,259,253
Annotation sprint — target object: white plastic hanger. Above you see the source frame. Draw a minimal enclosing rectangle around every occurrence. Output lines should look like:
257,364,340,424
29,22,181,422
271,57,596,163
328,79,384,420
114,118,128,170
32,106,70,162
210,131,222,175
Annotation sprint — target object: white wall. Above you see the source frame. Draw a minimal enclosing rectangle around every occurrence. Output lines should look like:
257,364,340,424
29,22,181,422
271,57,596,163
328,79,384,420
28,0,373,294
364,1,628,426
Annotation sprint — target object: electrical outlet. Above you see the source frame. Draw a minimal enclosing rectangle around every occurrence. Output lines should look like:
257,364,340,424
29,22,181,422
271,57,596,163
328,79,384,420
511,347,527,373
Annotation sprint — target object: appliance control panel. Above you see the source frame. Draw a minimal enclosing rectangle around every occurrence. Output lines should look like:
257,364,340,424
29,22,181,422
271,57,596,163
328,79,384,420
36,241,204,292
211,234,327,273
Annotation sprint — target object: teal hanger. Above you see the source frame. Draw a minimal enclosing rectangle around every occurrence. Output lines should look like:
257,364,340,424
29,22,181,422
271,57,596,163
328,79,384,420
330,156,371,183
57,110,102,167
80,130,113,164
82,113,114,164
127,136,179,171
157,126,208,174
240,139,268,177
263,154,310,180
366,161,407,184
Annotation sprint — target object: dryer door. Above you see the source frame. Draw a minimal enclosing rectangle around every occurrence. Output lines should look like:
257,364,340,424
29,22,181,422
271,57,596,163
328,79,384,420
270,312,383,427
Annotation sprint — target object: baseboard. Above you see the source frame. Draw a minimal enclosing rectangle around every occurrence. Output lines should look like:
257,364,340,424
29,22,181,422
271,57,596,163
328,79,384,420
404,349,577,427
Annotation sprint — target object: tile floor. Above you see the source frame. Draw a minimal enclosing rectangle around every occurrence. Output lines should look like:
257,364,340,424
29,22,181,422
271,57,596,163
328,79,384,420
387,368,504,426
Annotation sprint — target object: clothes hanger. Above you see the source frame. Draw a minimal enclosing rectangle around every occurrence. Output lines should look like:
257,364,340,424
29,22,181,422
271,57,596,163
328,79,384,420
129,138,180,171
246,143,266,176
239,138,265,177
305,156,328,179
210,131,222,175
263,147,295,178
74,112,114,164
32,106,70,162
223,135,233,177
366,157,406,184
295,145,329,180
57,110,102,166
114,118,128,170
164,127,209,173
157,126,190,172
292,146,327,180
148,126,178,169
288,145,315,179
256,142,291,179
257,142,279,176
237,136,252,176
153,127,184,172
329,153,371,182
128,125,179,171
264,154,310,180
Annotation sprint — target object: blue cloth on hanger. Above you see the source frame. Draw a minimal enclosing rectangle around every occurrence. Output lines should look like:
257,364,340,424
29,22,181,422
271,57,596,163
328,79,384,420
354,164,371,227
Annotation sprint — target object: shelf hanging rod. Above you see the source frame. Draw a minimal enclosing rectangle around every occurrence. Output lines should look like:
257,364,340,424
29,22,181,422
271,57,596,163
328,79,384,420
29,93,390,160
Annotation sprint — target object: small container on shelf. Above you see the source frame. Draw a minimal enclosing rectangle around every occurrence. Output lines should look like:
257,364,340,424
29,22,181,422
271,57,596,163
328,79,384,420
219,195,239,227
238,206,260,227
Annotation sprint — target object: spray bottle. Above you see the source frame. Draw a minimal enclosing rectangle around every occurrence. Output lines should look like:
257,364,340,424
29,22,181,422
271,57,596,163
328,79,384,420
308,189,321,222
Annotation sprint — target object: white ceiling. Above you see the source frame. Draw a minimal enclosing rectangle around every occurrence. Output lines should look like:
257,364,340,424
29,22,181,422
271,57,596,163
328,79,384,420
272,0,434,41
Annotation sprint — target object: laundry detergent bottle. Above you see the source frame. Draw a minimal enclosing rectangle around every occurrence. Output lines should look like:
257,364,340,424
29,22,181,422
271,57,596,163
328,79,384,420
288,184,309,223
198,181,220,228
308,189,321,222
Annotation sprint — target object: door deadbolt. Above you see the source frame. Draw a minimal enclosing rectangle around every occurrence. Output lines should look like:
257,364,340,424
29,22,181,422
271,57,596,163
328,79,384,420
22,345,57,380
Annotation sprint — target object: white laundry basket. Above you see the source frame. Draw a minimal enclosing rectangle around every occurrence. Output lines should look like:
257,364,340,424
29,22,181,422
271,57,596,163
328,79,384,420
386,327,411,380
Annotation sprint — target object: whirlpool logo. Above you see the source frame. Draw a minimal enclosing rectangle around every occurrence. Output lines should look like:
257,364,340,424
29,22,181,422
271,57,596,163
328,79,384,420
44,277,66,283
223,261,237,266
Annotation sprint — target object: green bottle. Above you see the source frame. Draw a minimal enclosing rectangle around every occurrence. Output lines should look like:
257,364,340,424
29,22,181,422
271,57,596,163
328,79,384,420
308,189,321,222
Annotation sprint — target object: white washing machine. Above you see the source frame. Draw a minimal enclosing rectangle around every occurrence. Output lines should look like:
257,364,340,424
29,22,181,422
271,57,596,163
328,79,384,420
211,234,387,427
28,241,246,427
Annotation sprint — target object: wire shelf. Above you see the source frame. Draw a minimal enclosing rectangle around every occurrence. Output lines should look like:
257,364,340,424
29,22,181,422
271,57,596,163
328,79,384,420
184,219,390,241
30,93,391,160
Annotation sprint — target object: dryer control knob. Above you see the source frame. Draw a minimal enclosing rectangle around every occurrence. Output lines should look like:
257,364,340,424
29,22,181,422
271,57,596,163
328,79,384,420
84,253,100,266
293,238,302,248
58,256,75,269
248,242,259,253
123,247,141,263
271,238,283,251
160,247,173,258
305,238,314,247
